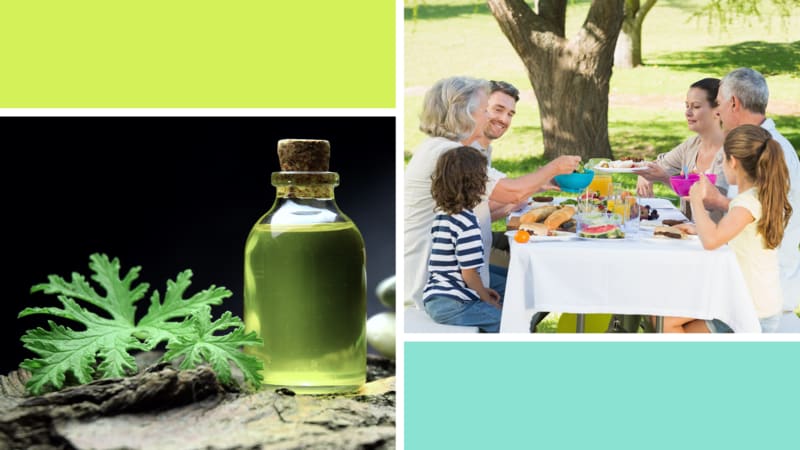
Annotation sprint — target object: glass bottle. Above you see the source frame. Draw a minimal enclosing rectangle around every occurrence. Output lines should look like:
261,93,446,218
244,139,366,394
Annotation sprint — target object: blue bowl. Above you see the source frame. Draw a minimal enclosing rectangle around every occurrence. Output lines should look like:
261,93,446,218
554,170,595,193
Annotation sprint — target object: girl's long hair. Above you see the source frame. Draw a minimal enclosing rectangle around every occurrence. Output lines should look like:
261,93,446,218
724,124,792,248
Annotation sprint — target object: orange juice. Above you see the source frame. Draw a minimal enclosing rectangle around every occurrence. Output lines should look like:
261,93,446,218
613,201,630,220
588,174,613,197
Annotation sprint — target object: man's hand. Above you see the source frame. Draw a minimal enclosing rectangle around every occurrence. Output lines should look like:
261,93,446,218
550,155,582,175
538,182,561,192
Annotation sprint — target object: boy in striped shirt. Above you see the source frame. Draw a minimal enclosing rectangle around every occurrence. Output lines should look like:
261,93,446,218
422,146,503,332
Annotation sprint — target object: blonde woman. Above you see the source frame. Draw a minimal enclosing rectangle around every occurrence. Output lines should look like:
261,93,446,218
404,76,580,311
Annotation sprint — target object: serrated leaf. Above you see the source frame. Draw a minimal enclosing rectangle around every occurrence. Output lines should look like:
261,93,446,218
19,253,263,395
137,270,231,344
163,307,264,389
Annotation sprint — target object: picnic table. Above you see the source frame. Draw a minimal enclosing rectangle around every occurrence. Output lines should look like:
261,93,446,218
500,197,761,333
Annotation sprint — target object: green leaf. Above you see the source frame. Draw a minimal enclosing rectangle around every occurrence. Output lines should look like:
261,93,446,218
19,253,263,395
162,307,264,389
29,254,148,324
136,270,230,346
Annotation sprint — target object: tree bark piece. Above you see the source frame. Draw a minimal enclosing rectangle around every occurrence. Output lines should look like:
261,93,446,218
0,354,395,450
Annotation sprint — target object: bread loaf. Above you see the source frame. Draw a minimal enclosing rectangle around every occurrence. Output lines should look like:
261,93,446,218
543,205,576,230
520,205,559,224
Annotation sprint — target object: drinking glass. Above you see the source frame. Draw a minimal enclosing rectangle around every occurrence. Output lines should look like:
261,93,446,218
624,196,641,237
588,173,613,198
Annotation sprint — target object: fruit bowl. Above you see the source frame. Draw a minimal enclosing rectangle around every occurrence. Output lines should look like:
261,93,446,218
554,170,595,193
670,173,717,196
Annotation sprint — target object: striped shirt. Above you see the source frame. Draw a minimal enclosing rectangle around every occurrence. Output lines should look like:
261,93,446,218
422,210,485,303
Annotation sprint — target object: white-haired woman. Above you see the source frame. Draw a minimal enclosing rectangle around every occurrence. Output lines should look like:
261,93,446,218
404,76,580,327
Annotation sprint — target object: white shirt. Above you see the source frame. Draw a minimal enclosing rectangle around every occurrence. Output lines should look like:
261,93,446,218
761,119,800,312
473,141,506,286
403,137,505,308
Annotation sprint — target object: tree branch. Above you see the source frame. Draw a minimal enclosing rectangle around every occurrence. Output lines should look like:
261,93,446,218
584,0,626,43
635,0,658,28
488,0,568,68
488,0,566,38
537,0,567,37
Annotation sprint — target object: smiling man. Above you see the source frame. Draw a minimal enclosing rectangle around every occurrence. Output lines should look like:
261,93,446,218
479,80,519,149
476,80,525,221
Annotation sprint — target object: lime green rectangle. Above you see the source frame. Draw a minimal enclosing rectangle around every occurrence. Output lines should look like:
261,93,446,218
0,1,395,107
405,342,800,448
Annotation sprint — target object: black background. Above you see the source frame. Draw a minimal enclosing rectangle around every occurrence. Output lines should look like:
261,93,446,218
0,116,396,375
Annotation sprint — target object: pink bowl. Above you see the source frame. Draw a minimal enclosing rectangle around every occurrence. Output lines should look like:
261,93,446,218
670,173,717,196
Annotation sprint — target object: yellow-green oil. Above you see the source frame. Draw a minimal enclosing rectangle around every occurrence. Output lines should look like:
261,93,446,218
244,221,366,393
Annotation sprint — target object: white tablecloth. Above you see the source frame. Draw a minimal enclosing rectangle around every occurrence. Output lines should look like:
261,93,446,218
501,199,761,333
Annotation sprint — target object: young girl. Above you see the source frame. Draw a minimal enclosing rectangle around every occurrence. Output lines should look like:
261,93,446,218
666,124,793,333
422,146,503,332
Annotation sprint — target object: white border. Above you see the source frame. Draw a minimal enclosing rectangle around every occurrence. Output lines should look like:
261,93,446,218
395,0,406,449
403,332,800,342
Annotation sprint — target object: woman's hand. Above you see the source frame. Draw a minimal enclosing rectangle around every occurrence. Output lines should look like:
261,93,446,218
635,162,669,183
636,176,654,197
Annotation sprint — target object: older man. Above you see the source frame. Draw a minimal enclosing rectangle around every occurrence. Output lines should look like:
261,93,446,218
699,67,800,332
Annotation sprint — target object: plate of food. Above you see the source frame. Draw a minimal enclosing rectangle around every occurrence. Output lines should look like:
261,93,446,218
506,227,577,243
507,206,578,242
642,225,699,243
593,159,650,173
639,218,688,229
527,195,555,208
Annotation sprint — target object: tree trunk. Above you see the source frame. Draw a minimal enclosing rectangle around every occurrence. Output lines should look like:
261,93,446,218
488,0,625,160
614,0,657,68
614,24,636,69
0,352,396,450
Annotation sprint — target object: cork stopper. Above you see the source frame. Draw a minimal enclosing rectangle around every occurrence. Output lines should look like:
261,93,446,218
277,139,330,171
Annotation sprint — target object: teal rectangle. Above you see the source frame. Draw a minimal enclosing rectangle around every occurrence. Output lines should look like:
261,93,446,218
404,342,799,449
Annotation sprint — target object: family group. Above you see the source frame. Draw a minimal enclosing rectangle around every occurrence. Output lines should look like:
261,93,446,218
403,68,800,334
